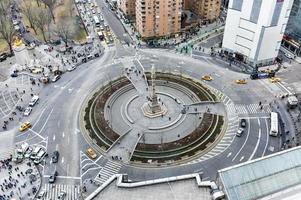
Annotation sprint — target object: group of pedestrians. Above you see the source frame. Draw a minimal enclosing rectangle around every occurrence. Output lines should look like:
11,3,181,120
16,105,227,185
0,157,40,200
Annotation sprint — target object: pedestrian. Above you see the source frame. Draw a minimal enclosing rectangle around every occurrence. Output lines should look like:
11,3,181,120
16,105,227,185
5,84,8,87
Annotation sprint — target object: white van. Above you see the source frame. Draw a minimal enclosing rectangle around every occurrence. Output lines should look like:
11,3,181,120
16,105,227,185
29,95,39,106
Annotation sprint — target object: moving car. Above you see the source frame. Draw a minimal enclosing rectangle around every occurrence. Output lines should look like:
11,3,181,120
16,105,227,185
52,151,59,163
86,148,97,159
37,190,47,200
235,79,247,84
57,191,66,200
236,128,244,137
52,75,61,82
19,121,32,132
202,75,213,81
270,77,281,83
23,107,33,116
240,119,246,127
48,171,58,183
29,95,39,106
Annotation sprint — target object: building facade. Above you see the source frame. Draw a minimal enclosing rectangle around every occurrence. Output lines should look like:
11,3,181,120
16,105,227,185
117,0,136,20
188,0,221,22
282,0,301,56
135,0,182,39
222,0,294,67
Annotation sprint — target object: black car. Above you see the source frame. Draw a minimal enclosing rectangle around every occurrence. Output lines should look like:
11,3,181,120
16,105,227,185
52,151,59,163
48,171,58,183
240,119,247,127
0,53,7,62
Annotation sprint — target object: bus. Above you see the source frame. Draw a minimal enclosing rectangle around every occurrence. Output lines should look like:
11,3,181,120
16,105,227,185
93,15,100,27
270,112,279,136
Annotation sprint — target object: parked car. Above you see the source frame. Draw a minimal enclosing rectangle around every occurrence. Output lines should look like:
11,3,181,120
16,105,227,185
48,171,58,183
52,151,59,163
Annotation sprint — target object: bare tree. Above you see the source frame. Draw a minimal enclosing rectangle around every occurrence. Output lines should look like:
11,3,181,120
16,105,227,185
66,0,74,17
33,7,51,42
54,16,76,47
41,0,57,23
0,0,15,55
21,1,37,34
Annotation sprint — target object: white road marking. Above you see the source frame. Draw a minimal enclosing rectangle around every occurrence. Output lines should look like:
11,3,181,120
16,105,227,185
53,135,56,141
56,144,59,151
61,157,64,164
240,156,244,162
232,118,251,161
262,118,270,157
249,119,261,161
38,108,54,134
43,175,81,180
227,152,232,158
62,132,65,138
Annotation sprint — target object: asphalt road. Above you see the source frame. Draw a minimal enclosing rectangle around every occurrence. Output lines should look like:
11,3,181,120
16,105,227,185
3,1,299,197
95,0,133,44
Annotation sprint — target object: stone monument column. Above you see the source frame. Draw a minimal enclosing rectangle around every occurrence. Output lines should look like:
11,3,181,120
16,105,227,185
12,37,31,66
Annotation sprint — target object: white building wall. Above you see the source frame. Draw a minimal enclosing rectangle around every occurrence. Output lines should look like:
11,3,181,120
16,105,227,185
222,0,294,66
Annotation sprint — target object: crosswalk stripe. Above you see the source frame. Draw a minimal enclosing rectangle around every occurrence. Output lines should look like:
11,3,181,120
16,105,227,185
44,184,80,200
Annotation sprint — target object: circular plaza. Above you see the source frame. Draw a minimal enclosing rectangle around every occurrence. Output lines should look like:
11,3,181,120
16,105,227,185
81,63,227,166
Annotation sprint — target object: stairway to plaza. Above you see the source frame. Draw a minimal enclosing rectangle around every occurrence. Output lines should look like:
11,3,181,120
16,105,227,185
94,160,123,184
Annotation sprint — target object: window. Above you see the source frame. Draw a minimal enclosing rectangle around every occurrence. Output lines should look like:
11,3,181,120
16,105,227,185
232,0,243,11
250,0,262,23
271,1,284,26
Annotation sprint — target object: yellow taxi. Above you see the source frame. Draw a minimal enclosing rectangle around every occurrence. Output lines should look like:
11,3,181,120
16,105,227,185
202,75,213,81
270,77,281,83
235,79,247,84
19,121,32,132
263,68,273,73
86,148,97,159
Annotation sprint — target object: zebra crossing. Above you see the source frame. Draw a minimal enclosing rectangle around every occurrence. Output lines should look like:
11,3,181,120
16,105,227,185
94,160,122,184
187,87,239,165
44,184,80,200
227,103,272,115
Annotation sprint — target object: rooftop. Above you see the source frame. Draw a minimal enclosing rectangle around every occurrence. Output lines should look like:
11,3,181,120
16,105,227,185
95,179,211,200
218,146,301,200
